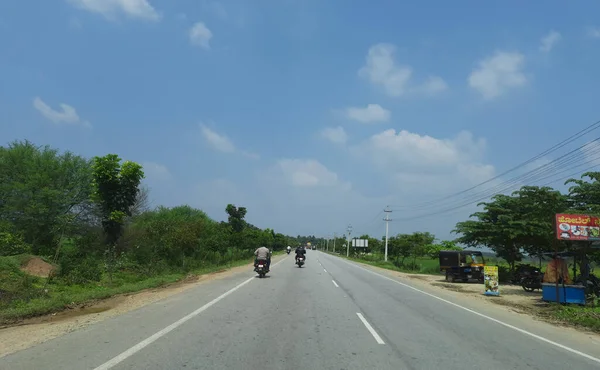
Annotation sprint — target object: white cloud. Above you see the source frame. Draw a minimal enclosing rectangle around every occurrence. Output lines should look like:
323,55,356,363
67,0,160,21
358,43,448,97
33,97,91,128
274,159,344,188
355,129,494,195
189,22,213,49
539,31,561,53
319,126,348,144
141,161,172,181
345,104,390,124
200,124,235,153
468,51,527,100
587,27,600,39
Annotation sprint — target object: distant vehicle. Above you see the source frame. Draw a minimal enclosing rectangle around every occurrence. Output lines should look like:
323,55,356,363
439,250,485,283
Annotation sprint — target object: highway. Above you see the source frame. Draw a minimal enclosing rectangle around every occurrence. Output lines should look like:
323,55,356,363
1,250,600,369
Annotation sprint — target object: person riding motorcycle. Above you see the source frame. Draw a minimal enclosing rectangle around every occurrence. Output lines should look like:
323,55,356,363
254,246,272,272
295,246,306,263
286,246,291,254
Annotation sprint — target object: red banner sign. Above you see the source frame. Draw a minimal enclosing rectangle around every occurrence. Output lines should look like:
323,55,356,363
556,213,600,241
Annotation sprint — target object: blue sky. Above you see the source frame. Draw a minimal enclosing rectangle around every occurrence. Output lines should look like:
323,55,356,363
2,0,600,241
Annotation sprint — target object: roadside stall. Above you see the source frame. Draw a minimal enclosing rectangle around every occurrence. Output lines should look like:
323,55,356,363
545,213,599,304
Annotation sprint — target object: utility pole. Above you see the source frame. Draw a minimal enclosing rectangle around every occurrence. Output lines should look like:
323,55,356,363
326,236,329,252
333,232,336,253
384,206,392,262
346,224,353,257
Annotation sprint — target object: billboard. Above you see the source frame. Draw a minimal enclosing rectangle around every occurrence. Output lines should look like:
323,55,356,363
555,213,600,241
351,239,369,247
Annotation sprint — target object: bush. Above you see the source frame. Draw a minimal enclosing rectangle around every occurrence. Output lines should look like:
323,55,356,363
0,232,31,256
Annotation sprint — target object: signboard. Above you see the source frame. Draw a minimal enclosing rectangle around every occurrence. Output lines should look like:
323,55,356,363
351,239,369,248
484,266,499,296
555,213,600,241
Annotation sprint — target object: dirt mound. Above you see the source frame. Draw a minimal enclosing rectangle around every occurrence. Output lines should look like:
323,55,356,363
21,257,55,278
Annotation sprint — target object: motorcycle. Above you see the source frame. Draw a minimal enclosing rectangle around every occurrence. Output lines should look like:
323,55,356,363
255,260,268,278
521,269,543,292
286,249,291,254
296,256,305,268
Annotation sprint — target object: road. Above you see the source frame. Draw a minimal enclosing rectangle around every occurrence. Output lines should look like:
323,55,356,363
1,251,600,369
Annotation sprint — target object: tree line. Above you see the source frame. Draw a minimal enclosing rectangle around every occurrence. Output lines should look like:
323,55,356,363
454,174,600,271
0,140,301,286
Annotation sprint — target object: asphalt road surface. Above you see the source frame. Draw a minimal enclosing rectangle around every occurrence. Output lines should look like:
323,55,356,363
2,251,600,369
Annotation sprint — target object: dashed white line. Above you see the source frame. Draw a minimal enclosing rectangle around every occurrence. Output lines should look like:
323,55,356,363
332,280,339,288
94,258,287,370
323,269,327,273
356,313,385,344
332,256,600,365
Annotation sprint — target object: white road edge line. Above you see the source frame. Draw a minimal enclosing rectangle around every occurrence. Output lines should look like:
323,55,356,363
93,257,288,370
324,269,327,272
356,313,385,344
332,280,339,288
331,255,600,365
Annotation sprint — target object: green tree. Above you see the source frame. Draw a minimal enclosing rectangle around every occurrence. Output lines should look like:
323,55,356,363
0,140,93,256
454,194,524,271
565,172,600,215
91,154,144,281
510,186,568,266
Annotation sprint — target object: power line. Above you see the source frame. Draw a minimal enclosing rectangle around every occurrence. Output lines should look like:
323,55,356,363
389,119,600,209
392,137,600,214
393,160,600,222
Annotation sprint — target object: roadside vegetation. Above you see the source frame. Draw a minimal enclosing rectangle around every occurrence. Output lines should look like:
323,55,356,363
0,140,309,325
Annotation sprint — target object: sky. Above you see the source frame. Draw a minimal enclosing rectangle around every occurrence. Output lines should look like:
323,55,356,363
2,0,600,242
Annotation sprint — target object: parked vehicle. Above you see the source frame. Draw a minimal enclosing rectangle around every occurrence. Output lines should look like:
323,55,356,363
509,264,544,292
439,250,485,283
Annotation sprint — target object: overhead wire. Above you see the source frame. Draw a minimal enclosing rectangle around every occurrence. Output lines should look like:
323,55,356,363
388,119,600,209
391,137,600,214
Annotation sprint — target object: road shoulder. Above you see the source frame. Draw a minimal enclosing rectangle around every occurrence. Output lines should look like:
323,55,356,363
0,254,286,358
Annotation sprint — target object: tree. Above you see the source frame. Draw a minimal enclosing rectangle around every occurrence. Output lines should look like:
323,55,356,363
225,204,247,233
454,194,524,271
510,186,568,266
424,240,462,259
91,154,144,281
565,172,600,215
0,140,93,255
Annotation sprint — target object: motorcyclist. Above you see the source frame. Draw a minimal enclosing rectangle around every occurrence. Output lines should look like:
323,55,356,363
295,245,306,263
286,246,291,254
254,246,272,272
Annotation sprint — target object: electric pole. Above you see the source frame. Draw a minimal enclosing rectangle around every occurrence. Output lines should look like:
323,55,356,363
346,224,353,257
326,236,329,252
333,232,336,253
384,206,392,262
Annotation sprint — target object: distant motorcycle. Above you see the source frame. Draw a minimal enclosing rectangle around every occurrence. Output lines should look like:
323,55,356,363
296,256,305,268
286,250,291,254
255,260,268,278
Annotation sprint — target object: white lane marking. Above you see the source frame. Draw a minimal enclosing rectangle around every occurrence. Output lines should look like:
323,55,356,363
356,313,385,344
323,269,327,273
94,258,287,370
332,280,339,288
329,255,600,365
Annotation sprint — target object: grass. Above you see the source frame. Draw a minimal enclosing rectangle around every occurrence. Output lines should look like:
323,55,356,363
545,305,600,332
0,251,285,325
